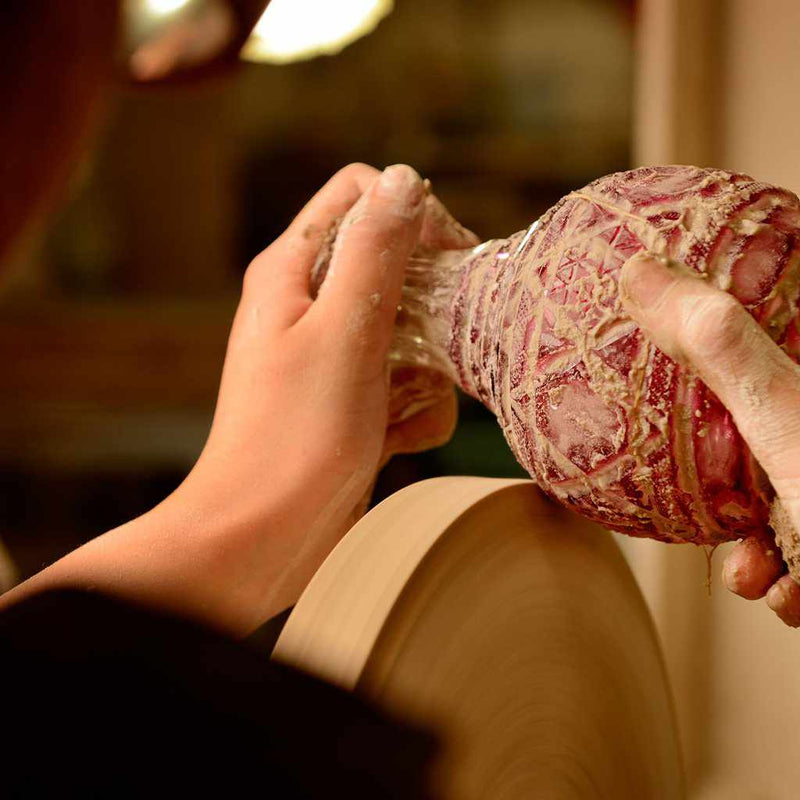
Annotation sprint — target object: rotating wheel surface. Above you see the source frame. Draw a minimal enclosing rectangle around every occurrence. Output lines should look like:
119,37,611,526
273,477,684,799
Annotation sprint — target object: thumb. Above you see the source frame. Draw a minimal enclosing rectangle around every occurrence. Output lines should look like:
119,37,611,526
309,164,425,361
619,252,800,485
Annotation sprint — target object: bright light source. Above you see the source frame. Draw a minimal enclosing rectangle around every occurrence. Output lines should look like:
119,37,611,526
242,0,394,64
143,0,192,16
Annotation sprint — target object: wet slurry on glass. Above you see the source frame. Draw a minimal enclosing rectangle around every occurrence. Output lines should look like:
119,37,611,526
325,167,800,545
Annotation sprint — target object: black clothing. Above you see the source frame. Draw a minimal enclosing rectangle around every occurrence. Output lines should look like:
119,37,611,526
1,590,438,798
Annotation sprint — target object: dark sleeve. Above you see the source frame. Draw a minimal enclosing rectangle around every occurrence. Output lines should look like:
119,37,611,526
0,589,439,799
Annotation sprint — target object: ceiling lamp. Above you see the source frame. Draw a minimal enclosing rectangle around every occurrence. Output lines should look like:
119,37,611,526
241,0,394,65
141,0,193,15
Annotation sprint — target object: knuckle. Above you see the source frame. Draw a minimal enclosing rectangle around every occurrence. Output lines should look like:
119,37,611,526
241,260,261,295
680,291,746,362
242,244,279,294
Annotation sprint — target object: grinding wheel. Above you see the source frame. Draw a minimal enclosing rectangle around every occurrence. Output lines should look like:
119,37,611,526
273,477,684,799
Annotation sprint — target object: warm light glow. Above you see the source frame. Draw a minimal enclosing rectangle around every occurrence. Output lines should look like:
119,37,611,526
142,0,192,16
242,0,394,64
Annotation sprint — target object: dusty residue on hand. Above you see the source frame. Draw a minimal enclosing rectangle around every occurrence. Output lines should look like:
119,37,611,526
770,497,800,582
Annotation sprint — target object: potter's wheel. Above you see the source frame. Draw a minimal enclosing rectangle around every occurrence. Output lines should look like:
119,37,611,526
273,477,684,799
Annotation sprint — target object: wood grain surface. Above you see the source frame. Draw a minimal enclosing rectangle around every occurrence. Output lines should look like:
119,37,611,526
273,477,684,799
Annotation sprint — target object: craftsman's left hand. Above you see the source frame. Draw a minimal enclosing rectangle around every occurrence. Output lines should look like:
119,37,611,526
179,163,476,628
0,163,476,634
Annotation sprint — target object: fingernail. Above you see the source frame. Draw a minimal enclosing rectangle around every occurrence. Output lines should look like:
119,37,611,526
722,556,742,594
766,579,790,613
620,251,676,311
377,164,425,213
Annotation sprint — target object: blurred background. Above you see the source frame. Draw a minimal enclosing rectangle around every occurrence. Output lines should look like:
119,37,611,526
4,0,800,797
0,0,633,579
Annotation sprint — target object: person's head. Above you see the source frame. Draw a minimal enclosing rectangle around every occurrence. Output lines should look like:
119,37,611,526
0,0,268,264
0,1,120,263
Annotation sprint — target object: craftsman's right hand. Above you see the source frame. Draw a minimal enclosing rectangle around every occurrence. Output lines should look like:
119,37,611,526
621,253,800,627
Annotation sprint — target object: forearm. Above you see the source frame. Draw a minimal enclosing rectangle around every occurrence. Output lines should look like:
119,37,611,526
0,486,313,637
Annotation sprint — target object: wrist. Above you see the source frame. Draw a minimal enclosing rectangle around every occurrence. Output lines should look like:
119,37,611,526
154,477,293,634
166,461,350,633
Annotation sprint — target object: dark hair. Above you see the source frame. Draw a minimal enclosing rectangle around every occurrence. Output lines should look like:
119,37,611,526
0,1,120,262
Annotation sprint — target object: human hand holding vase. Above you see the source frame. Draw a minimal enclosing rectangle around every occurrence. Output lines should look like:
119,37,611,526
315,165,800,624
